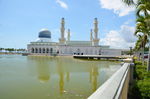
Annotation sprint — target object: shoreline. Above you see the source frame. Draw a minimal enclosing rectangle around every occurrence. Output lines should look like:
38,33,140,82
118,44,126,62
0,53,132,62
28,54,73,58
0,52,22,55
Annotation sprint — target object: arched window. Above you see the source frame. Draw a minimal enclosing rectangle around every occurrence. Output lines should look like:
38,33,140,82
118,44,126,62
31,48,34,53
99,49,101,55
46,48,49,53
39,48,41,53
50,48,53,54
43,48,45,53
35,48,38,53
77,49,80,55
57,50,59,54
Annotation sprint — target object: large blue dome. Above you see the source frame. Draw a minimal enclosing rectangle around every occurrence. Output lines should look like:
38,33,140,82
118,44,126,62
38,29,51,38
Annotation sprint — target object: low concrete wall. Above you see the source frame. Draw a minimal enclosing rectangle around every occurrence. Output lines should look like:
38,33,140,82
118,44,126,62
88,63,131,99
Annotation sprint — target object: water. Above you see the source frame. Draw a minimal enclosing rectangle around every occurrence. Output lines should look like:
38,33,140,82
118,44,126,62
0,55,121,99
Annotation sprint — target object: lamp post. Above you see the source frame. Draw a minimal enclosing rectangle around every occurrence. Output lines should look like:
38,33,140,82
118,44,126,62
129,47,132,56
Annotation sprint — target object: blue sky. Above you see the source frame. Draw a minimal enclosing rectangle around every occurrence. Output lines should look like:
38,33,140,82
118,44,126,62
0,0,136,49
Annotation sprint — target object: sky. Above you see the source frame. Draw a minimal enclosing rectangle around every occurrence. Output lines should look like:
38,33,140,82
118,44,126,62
0,0,137,49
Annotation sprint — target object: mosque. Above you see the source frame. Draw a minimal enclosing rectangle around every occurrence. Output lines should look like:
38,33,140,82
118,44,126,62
27,18,121,56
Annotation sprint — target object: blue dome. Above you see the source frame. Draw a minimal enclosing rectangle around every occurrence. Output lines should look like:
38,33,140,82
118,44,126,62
38,29,51,38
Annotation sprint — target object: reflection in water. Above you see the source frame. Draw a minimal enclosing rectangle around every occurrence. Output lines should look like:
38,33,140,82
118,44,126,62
89,63,99,92
57,58,72,94
37,63,50,83
59,71,64,94
27,56,120,96
66,72,70,82
28,56,101,93
91,65,99,92
28,56,50,83
57,58,66,94
0,55,121,99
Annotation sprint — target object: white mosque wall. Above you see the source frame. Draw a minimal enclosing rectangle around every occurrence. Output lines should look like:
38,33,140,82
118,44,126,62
28,44,122,56
101,49,122,56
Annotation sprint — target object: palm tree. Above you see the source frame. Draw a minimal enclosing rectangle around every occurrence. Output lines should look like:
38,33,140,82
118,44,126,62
134,35,143,61
136,0,150,71
122,0,135,5
136,17,150,69
122,0,150,71
135,16,149,47
134,36,142,51
134,31,148,63
137,1,150,17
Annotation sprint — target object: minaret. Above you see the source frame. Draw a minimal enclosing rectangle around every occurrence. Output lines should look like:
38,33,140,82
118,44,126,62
90,29,93,41
59,18,66,44
93,18,99,46
94,18,98,39
67,29,70,41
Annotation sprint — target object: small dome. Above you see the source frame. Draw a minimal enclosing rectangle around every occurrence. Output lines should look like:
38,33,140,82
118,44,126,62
38,28,51,38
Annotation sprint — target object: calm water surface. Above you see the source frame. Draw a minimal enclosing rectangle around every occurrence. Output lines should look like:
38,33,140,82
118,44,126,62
0,55,121,99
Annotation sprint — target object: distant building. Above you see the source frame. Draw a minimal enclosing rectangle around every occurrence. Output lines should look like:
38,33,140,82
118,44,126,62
27,18,121,56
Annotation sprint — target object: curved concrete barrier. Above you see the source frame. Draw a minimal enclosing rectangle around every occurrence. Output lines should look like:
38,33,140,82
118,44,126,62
88,63,131,99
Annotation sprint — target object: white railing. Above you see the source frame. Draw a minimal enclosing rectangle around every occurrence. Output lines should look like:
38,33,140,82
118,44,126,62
88,63,131,99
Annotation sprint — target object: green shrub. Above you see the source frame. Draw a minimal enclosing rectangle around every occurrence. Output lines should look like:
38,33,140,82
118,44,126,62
137,80,150,99
129,81,142,99
134,63,147,80
136,65,147,70
135,61,142,65
136,69,145,80
130,61,150,99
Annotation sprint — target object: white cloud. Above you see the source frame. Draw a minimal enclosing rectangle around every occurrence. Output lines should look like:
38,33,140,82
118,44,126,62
120,25,136,43
56,0,68,9
123,19,133,25
99,0,135,16
101,24,137,49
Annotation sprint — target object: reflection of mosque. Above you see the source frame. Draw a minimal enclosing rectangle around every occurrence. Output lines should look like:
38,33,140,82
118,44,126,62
37,62,50,82
56,57,64,94
28,56,70,94
89,64,99,92
27,56,113,94
28,56,51,82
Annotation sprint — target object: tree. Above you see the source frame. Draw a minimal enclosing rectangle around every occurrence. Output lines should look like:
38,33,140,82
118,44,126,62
0,48,3,52
136,0,150,71
122,0,135,5
5,48,15,52
122,0,150,71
